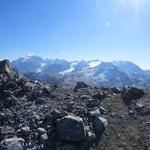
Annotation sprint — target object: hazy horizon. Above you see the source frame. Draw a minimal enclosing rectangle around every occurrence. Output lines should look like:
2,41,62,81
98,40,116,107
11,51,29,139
0,0,150,69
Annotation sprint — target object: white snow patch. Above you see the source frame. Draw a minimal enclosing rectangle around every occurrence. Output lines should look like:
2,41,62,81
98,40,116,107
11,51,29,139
85,60,102,69
60,67,74,75
41,63,46,67
97,73,108,82
22,54,33,62
59,61,78,75
37,68,42,73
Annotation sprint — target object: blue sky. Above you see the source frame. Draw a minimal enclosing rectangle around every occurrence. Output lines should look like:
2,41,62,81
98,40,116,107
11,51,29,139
0,0,150,69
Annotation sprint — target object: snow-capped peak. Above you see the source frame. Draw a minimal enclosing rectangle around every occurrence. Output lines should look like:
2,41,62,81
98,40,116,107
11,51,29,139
23,54,34,61
87,60,102,68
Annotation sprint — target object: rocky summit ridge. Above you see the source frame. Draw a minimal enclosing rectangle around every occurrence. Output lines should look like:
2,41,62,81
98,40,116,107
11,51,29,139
0,59,150,150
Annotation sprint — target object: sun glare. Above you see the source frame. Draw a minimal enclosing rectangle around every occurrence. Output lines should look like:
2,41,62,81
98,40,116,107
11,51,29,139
132,0,140,11
120,0,142,14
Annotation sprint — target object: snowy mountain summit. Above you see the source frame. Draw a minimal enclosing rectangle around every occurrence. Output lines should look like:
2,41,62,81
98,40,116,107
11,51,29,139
12,56,150,88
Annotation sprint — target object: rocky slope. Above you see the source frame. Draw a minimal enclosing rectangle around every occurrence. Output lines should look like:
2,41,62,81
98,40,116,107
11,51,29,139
0,59,150,150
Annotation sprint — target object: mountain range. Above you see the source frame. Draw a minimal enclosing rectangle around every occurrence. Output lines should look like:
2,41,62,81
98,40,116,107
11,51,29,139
11,55,150,88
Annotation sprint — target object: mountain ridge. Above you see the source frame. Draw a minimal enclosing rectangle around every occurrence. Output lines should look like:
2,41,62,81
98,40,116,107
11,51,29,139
11,55,150,88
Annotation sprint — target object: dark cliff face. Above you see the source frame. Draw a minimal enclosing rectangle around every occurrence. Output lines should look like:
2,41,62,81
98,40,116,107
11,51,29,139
0,59,150,150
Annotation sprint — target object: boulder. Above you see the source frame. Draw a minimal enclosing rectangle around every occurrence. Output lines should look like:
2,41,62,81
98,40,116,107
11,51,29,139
122,87,144,105
0,60,13,75
40,133,48,143
0,137,24,150
93,117,108,135
21,126,30,134
56,115,86,142
74,82,89,91
37,127,47,135
42,87,52,96
89,109,101,117
16,126,30,139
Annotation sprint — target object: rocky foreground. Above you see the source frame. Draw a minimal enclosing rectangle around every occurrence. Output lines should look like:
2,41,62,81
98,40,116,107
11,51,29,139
0,60,150,150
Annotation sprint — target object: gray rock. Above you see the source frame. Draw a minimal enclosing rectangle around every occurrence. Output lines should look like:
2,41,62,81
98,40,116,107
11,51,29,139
93,117,108,135
110,112,128,119
43,115,54,129
0,60,13,74
92,91,106,100
17,126,30,139
0,113,7,125
122,87,144,105
35,97,46,105
56,115,86,142
4,95,19,108
135,103,144,113
87,99,101,108
99,106,106,114
0,126,15,141
24,143,40,150
37,127,47,135
0,136,24,150
141,107,150,115
51,109,62,120
89,109,101,117
87,131,96,141
62,144,77,150
40,133,48,143
110,87,121,93
21,126,30,133
74,82,89,91
42,87,52,96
